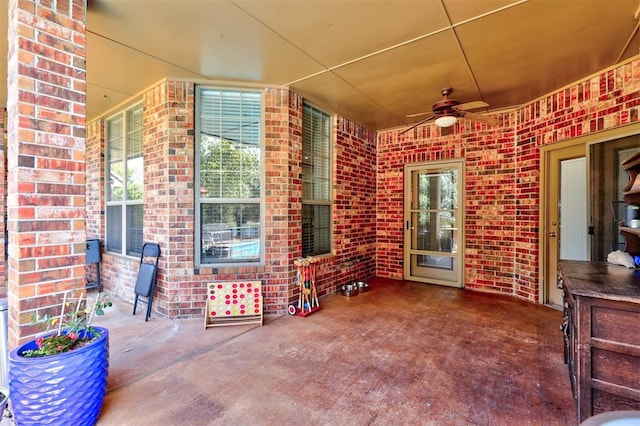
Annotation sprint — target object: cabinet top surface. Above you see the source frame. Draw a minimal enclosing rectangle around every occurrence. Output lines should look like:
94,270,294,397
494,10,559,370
559,260,640,303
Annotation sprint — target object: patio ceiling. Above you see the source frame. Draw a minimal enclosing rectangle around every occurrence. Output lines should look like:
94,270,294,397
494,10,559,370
0,0,639,131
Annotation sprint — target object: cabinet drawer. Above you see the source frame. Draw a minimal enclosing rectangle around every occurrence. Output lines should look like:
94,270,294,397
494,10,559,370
593,389,640,415
592,304,640,346
592,348,640,392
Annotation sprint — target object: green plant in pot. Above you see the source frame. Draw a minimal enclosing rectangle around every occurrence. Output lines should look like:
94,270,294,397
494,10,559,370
9,290,112,426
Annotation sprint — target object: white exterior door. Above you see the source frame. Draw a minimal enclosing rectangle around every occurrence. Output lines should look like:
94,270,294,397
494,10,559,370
404,160,464,287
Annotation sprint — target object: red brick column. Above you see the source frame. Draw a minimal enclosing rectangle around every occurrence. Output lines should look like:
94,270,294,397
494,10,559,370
6,0,87,346
142,80,195,316
85,120,104,239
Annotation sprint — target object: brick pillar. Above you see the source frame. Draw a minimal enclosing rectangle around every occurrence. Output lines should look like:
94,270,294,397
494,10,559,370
285,91,303,307
6,0,87,346
143,80,195,316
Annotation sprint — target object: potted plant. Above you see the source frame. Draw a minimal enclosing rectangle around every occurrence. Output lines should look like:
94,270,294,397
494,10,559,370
9,290,112,426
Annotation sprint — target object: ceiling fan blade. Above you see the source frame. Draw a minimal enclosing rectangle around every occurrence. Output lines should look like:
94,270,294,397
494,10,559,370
457,101,490,111
400,115,435,135
462,111,499,126
405,110,434,118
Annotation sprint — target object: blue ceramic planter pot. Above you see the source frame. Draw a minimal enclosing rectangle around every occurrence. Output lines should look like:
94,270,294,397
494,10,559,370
9,326,109,426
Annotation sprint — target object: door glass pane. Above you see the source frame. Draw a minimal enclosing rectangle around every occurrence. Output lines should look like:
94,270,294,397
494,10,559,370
406,162,462,287
412,254,457,273
559,158,587,261
411,211,457,253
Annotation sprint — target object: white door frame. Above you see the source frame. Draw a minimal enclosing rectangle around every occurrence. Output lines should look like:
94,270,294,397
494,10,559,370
403,159,465,287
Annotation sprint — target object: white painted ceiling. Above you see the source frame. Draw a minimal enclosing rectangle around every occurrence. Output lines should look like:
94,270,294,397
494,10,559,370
1,0,639,130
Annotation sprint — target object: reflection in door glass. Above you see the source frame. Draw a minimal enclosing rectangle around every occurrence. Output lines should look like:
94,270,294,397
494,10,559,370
411,211,456,253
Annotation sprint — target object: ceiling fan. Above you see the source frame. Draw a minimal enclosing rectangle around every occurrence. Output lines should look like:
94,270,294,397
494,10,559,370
400,87,498,135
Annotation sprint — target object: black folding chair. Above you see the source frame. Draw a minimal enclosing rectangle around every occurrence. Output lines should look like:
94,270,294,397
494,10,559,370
132,242,160,321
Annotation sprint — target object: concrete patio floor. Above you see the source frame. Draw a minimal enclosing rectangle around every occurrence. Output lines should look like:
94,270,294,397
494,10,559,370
84,278,575,425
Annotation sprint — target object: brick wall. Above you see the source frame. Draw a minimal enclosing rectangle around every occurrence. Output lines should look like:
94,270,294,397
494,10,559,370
513,59,640,300
86,59,639,316
377,57,640,302
141,80,196,317
86,81,377,318
6,0,87,343
88,81,200,316
332,118,377,292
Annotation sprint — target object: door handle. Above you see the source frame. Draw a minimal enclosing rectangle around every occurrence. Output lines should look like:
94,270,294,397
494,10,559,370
548,232,557,237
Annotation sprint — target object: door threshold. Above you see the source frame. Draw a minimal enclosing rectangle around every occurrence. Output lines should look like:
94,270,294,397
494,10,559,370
545,303,563,311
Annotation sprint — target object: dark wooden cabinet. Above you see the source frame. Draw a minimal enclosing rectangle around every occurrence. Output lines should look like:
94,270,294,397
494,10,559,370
558,260,640,424
620,227,640,256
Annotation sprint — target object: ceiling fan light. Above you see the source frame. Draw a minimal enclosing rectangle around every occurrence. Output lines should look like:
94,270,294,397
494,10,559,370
434,115,458,127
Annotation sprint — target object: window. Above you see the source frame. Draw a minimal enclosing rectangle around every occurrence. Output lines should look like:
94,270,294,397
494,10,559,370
196,88,262,265
302,104,332,257
105,103,144,256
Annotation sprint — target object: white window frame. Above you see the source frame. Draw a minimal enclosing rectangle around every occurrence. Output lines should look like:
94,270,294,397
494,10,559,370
195,86,264,267
302,103,333,257
104,102,144,257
